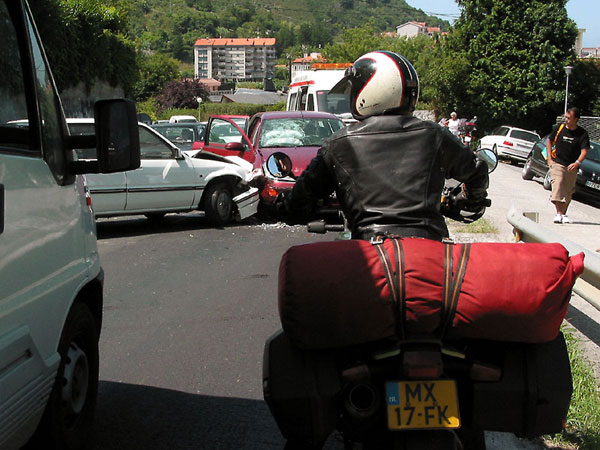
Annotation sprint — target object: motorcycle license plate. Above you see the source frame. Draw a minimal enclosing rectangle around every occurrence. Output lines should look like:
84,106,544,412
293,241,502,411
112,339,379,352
464,136,472,142
385,380,460,430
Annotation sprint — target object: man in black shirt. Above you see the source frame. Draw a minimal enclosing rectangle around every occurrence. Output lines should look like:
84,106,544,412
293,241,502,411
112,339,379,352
547,107,589,223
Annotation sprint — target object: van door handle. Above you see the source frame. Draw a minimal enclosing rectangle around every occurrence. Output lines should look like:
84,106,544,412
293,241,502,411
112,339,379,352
0,184,4,234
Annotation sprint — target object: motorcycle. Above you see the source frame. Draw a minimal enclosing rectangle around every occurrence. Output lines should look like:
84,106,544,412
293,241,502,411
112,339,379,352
458,117,478,151
262,150,574,450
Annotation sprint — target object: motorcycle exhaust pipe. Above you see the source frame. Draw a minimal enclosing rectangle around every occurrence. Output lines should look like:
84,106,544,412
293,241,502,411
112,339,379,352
343,383,380,420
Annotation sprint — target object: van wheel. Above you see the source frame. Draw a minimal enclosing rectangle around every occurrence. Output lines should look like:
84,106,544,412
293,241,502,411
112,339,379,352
29,303,99,450
204,182,233,226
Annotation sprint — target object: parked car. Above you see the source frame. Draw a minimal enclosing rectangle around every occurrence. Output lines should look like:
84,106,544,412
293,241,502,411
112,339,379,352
1,2,140,449
68,119,259,225
522,135,600,202
150,122,206,153
201,111,344,205
479,125,540,162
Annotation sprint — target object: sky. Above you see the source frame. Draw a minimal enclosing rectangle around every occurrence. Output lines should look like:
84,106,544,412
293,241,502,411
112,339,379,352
405,0,599,48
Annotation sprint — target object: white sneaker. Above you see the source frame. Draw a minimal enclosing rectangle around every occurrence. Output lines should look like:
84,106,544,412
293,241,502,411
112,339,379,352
553,214,563,223
561,215,572,223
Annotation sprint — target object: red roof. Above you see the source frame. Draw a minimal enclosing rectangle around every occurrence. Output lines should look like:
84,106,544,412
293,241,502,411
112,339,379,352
194,38,276,47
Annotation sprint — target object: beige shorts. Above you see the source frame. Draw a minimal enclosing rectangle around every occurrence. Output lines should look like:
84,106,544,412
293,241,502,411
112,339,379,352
550,163,577,204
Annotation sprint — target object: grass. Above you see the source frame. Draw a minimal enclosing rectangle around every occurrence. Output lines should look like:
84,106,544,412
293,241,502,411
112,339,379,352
546,327,600,450
453,217,498,234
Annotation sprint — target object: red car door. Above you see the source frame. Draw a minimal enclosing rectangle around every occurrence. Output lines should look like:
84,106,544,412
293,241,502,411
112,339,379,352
202,116,255,164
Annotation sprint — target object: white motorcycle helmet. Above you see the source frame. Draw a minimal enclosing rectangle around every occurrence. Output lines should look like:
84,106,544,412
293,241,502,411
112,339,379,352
330,51,419,120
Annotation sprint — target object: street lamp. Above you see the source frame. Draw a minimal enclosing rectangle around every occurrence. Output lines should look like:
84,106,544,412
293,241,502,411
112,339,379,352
564,65,573,115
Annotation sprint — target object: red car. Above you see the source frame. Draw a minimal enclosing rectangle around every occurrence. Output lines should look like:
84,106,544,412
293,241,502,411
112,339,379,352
201,111,344,205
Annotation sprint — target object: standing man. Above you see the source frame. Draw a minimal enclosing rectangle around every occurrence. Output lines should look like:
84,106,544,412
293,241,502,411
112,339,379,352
547,107,589,224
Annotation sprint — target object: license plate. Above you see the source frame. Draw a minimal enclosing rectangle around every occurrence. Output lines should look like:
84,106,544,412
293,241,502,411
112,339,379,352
585,180,600,191
386,380,460,430
463,136,472,143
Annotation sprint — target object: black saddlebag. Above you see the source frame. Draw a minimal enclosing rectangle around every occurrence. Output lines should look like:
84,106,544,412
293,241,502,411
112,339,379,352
470,332,572,438
263,330,341,446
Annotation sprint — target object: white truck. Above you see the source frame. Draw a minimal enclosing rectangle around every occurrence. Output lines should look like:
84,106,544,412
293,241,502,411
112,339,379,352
286,65,355,124
0,1,140,449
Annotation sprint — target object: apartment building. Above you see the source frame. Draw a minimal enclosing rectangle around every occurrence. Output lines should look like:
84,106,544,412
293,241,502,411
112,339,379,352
194,38,277,81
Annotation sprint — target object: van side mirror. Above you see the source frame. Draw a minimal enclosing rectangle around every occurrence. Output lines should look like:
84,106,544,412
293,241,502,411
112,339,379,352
68,99,141,174
95,99,141,173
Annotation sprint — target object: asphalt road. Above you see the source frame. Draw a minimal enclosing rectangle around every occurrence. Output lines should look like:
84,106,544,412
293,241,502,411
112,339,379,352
93,216,330,450
91,162,600,450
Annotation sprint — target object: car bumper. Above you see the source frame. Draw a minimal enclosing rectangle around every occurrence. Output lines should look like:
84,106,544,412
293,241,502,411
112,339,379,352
234,187,260,219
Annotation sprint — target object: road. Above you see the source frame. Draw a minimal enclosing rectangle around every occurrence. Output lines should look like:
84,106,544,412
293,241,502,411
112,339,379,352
91,161,600,450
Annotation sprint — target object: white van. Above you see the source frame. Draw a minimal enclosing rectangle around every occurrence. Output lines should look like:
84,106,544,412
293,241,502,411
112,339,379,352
286,66,355,124
0,1,140,449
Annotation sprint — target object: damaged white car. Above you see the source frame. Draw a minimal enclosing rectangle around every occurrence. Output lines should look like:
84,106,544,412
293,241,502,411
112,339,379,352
68,119,259,225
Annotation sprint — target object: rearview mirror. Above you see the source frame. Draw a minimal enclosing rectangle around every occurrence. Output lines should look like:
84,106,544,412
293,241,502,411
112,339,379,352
476,148,498,173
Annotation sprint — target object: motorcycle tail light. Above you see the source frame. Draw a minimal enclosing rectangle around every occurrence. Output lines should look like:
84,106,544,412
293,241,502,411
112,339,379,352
403,350,443,379
503,140,514,146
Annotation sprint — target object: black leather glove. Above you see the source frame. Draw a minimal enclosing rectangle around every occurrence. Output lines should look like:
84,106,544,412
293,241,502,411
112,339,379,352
451,189,470,210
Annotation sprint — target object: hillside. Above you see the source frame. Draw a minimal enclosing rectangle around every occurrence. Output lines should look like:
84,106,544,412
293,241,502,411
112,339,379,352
129,0,450,61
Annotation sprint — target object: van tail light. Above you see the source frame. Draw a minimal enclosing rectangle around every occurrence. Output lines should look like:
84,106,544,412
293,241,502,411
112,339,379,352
403,350,443,379
503,140,514,146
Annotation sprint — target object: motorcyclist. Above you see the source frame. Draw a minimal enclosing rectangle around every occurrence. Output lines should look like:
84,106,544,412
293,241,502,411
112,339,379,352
285,50,489,241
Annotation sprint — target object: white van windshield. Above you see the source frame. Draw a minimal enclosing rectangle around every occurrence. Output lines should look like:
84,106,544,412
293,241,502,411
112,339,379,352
317,91,351,115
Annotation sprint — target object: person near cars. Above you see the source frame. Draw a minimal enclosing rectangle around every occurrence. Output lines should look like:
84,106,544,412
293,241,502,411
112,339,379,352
284,51,489,241
547,107,589,224
448,111,460,136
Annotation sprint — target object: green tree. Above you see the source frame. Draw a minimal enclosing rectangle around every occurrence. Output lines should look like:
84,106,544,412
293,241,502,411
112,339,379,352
133,53,179,101
322,23,384,63
568,59,600,117
437,0,577,133
30,0,136,93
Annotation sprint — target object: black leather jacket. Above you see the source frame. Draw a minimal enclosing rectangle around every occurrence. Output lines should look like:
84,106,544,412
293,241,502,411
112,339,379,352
288,114,489,240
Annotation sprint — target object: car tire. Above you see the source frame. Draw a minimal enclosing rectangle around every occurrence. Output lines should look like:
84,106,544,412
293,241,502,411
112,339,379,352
29,302,99,450
204,182,233,226
522,157,535,180
543,170,552,190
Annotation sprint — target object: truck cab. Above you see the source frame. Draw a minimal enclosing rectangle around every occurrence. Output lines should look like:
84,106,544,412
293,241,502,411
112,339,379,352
0,1,140,449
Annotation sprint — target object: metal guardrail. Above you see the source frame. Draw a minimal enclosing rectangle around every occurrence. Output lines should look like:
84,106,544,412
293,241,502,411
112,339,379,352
507,207,600,312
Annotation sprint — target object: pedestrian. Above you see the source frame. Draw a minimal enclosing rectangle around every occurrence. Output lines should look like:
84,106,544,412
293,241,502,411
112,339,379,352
547,107,589,224
448,111,460,136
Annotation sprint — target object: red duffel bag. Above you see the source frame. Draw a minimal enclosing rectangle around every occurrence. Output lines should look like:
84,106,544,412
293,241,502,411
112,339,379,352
278,238,584,350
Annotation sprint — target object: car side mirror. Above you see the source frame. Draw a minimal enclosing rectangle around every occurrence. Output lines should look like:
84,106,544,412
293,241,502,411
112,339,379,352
225,141,244,151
